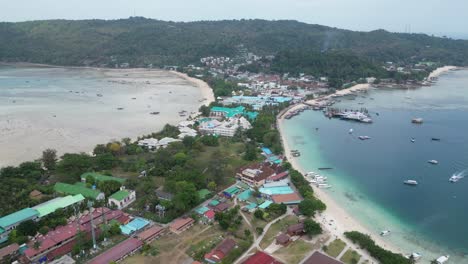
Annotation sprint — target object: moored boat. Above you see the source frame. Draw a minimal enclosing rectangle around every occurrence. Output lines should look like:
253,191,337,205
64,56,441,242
380,230,391,236
404,180,418,186
428,160,439,165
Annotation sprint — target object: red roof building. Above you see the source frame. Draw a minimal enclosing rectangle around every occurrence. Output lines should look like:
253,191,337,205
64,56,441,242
204,238,236,263
204,210,216,221
302,251,344,264
214,202,230,212
136,226,165,242
0,243,19,261
237,163,275,187
275,233,290,246
242,251,283,264
271,193,303,205
170,217,194,234
287,222,305,236
267,171,289,182
88,238,143,264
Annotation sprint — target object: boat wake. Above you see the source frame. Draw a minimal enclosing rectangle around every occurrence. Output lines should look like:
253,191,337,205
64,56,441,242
449,169,467,183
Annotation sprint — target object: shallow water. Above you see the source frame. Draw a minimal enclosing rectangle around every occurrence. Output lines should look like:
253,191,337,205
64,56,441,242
0,66,203,166
283,70,468,262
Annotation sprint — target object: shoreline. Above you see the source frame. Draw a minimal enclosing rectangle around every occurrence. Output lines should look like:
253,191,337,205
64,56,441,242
427,65,458,79
277,117,403,257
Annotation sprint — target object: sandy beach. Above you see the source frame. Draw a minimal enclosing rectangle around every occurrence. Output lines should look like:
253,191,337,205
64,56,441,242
0,66,214,167
277,118,403,261
427,65,457,79
169,71,215,106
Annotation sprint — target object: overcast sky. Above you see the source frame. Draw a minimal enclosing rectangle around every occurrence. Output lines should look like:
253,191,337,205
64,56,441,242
1,0,467,39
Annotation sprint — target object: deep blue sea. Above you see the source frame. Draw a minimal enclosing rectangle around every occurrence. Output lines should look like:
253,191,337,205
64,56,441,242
283,70,468,262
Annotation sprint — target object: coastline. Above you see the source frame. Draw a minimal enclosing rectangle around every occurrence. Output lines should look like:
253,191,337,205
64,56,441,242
0,65,214,167
277,117,403,257
427,65,457,79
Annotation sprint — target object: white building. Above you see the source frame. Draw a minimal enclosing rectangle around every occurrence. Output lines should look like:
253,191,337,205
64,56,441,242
137,138,159,149
108,187,136,210
199,117,252,137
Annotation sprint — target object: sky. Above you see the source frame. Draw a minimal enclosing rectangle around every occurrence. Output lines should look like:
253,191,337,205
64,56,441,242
0,0,467,39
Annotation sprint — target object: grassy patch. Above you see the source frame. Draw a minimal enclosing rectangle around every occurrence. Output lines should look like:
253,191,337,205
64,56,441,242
340,249,361,264
324,239,346,258
273,239,312,264
259,215,299,249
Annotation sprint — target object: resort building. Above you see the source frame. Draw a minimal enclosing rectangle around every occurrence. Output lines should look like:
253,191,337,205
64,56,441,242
108,187,136,210
204,238,237,263
222,95,292,110
137,138,159,149
271,193,303,205
88,238,143,264
302,251,344,264
54,182,105,200
81,172,126,184
236,163,276,187
266,171,289,182
170,217,195,234
242,251,283,264
209,106,258,120
198,116,252,137
0,208,39,243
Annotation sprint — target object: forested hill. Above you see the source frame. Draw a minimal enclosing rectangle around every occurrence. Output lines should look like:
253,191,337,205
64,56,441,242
1,17,468,67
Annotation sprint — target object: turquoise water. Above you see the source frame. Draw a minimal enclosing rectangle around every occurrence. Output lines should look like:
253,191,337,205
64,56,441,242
283,70,468,262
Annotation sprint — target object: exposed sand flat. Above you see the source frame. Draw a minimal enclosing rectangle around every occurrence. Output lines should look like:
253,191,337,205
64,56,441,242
169,71,215,106
277,117,404,261
428,66,457,79
0,66,213,167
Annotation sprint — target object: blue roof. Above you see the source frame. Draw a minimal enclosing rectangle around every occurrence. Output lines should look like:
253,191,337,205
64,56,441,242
238,190,253,201
120,217,150,235
259,186,294,196
0,208,38,228
258,200,273,209
262,147,273,155
245,203,257,210
195,206,210,215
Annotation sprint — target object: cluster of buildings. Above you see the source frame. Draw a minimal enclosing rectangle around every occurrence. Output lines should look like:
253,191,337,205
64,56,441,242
54,173,136,210
198,106,257,137
0,195,85,244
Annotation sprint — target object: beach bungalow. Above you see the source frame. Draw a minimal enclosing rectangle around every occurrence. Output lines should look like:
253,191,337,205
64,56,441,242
108,188,136,210
204,238,237,263
157,137,181,148
170,217,195,234
276,233,291,246
287,222,305,236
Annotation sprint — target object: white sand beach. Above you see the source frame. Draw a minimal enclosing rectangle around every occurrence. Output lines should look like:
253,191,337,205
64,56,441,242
0,66,213,167
170,71,215,106
428,65,457,79
277,110,404,261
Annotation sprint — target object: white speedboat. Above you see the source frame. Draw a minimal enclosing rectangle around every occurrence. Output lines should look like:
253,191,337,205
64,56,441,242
317,183,332,189
349,128,353,134
428,160,439,165
411,138,415,143
435,255,449,264
380,230,391,236
449,174,464,183
405,252,422,261
404,180,418,186
358,136,371,140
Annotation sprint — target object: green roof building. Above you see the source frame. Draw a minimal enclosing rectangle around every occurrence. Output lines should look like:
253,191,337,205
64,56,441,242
32,194,85,218
54,182,105,200
108,189,136,210
81,172,126,184
198,189,211,200
0,208,39,231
